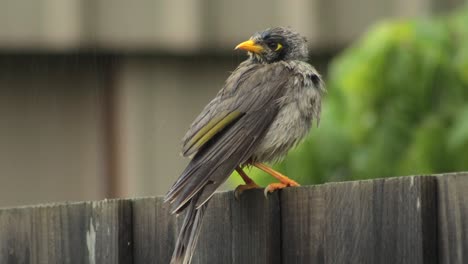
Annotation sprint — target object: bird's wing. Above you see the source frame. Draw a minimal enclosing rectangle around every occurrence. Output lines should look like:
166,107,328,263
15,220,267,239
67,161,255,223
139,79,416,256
181,61,261,157
182,110,243,157
166,62,291,213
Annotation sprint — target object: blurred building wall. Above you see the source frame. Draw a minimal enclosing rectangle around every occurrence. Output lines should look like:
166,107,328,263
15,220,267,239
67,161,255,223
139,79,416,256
0,0,463,207
0,56,109,206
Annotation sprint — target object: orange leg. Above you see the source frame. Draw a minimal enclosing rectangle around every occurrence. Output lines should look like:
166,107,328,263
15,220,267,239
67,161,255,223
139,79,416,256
234,166,260,200
236,166,256,185
252,162,300,196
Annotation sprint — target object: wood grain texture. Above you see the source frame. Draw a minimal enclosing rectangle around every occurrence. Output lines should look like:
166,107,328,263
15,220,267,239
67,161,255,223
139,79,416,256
0,199,132,264
193,189,281,264
281,176,438,264
324,176,437,264
4,174,468,264
437,172,468,264
132,196,178,264
132,189,281,264
280,185,325,263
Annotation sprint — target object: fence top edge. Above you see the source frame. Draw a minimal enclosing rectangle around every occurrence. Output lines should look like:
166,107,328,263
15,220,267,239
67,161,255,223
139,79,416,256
0,197,130,211
1,172,466,210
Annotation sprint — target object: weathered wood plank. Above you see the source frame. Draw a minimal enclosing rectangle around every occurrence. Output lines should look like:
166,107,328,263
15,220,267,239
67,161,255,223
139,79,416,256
324,176,437,264
280,185,325,263
437,173,468,264
5,173,468,263
132,189,281,264
0,199,132,264
131,196,177,263
198,189,281,264
281,176,438,264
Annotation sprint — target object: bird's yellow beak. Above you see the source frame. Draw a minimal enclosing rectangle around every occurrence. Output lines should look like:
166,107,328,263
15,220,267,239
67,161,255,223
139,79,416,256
235,39,264,54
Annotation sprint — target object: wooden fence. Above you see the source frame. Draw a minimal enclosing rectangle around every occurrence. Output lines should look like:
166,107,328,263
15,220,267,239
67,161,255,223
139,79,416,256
0,173,467,263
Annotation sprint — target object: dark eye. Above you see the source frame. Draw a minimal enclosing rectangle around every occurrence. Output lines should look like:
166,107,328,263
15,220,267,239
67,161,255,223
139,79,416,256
267,42,277,50
267,42,283,51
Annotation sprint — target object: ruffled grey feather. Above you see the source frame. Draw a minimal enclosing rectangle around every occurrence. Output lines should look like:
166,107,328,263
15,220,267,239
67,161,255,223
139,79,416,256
165,27,325,264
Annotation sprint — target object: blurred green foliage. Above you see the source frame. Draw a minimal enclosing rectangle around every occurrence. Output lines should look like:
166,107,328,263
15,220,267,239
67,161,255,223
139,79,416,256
230,6,468,187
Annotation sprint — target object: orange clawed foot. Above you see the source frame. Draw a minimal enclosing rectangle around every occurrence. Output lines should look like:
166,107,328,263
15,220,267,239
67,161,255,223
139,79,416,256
252,162,300,197
234,182,260,200
235,163,300,199
264,179,300,197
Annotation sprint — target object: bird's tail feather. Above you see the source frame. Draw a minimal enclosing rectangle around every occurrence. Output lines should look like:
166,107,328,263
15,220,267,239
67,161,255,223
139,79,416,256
170,192,207,264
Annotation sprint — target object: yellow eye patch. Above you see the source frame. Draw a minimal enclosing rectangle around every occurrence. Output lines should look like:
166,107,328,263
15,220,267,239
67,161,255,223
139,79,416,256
275,43,283,51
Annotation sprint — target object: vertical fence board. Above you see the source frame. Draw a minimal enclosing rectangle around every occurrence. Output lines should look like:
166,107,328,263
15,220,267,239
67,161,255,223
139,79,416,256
437,173,468,264
3,173,468,263
281,176,438,264
132,197,177,263
323,176,437,264
280,186,325,263
194,189,281,264
0,199,132,264
132,190,281,264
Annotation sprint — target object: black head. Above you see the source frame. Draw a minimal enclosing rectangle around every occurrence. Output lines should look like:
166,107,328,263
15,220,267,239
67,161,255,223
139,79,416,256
235,27,309,63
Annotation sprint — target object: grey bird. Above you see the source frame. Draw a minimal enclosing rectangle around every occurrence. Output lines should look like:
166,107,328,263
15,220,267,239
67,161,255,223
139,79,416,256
165,27,325,264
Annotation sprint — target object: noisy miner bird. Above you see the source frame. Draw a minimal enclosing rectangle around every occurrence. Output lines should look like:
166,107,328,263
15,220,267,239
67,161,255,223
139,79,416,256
165,27,325,264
